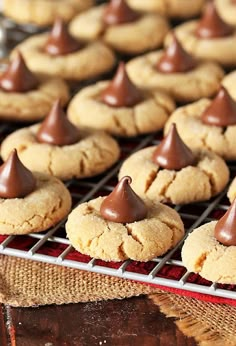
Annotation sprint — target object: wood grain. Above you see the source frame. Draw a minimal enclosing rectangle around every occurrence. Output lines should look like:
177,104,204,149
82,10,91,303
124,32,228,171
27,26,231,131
0,297,196,346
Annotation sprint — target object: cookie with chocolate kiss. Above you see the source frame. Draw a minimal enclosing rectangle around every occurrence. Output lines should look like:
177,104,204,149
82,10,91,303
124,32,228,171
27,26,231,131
182,198,236,284
101,62,143,108
66,178,184,261
103,0,139,26
152,124,195,170
100,176,147,223
119,122,229,204
37,99,80,146
196,2,233,39
0,52,38,93
69,0,169,55
202,87,236,126
157,34,196,74
44,18,83,56
162,1,236,67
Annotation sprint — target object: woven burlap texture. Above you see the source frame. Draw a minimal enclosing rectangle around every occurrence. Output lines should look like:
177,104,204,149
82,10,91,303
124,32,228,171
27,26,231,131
1,254,236,346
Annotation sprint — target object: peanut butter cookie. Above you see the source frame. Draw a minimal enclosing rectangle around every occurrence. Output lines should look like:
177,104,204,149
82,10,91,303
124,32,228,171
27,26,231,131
69,3,169,54
3,0,94,27
127,0,205,19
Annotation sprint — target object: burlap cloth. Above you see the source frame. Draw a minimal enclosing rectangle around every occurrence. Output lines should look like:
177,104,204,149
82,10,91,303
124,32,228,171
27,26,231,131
1,254,236,346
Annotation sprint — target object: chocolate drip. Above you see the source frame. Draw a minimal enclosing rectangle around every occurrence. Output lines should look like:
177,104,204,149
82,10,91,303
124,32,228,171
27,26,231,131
196,2,233,39
100,176,147,223
44,18,82,56
37,99,80,146
101,62,143,107
0,149,36,199
202,87,236,126
0,52,38,93
214,199,236,246
157,34,196,73
152,124,195,170
103,0,139,26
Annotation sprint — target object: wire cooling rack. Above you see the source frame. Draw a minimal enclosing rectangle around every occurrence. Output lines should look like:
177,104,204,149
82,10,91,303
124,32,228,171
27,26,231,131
0,126,235,300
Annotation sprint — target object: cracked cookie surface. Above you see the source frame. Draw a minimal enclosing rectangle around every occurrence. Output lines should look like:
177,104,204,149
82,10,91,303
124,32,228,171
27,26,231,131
67,81,175,137
119,146,229,205
127,0,205,18
165,21,236,67
0,76,69,122
3,0,94,27
126,51,224,103
69,4,169,54
182,221,236,284
164,99,236,160
0,172,71,235
12,35,115,81
66,197,184,262
0,125,120,180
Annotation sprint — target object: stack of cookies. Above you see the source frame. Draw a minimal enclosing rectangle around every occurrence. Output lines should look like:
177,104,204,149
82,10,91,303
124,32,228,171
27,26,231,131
1,0,236,285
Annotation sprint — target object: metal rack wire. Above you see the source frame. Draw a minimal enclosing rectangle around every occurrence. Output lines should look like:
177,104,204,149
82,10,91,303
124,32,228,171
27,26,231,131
0,129,235,301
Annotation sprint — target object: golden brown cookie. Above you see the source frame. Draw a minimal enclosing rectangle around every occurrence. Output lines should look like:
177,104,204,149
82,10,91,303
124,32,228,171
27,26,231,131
3,0,94,27
126,51,224,103
127,0,205,19
119,146,229,205
12,34,115,81
66,196,184,262
69,4,169,54
0,125,120,180
222,71,236,101
182,221,236,284
0,74,69,122
164,99,236,160
0,172,71,235
215,0,236,26
165,19,236,67
67,81,175,137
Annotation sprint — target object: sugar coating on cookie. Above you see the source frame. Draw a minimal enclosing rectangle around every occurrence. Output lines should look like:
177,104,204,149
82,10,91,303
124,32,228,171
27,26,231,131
127,51,224,103
0,125,120,180
127,0,205,19
119,146,229,205
182,221,236,284
0,172,71,235
11,34,115,81
3,0,94,27
69,4,169,54
164,99,236,160
68,81,175,137
66,197,184,262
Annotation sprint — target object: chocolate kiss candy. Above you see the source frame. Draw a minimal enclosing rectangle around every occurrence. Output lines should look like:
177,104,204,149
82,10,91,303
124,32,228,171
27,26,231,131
157,34,196,73
44,18,82,56
0,149,36,199
202,87,236,126
196,2,233,39
100,176,147,223
0,52,38,92
37,99,80,146
214,199,236,246
152,124,195,170
103,0,139,26
101,62,143,107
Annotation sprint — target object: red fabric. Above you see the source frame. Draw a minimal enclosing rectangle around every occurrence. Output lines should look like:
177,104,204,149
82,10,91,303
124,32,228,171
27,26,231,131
1,234,236,306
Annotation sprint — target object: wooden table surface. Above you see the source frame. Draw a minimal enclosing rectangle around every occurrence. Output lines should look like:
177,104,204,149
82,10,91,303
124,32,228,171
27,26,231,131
0,297,197,346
